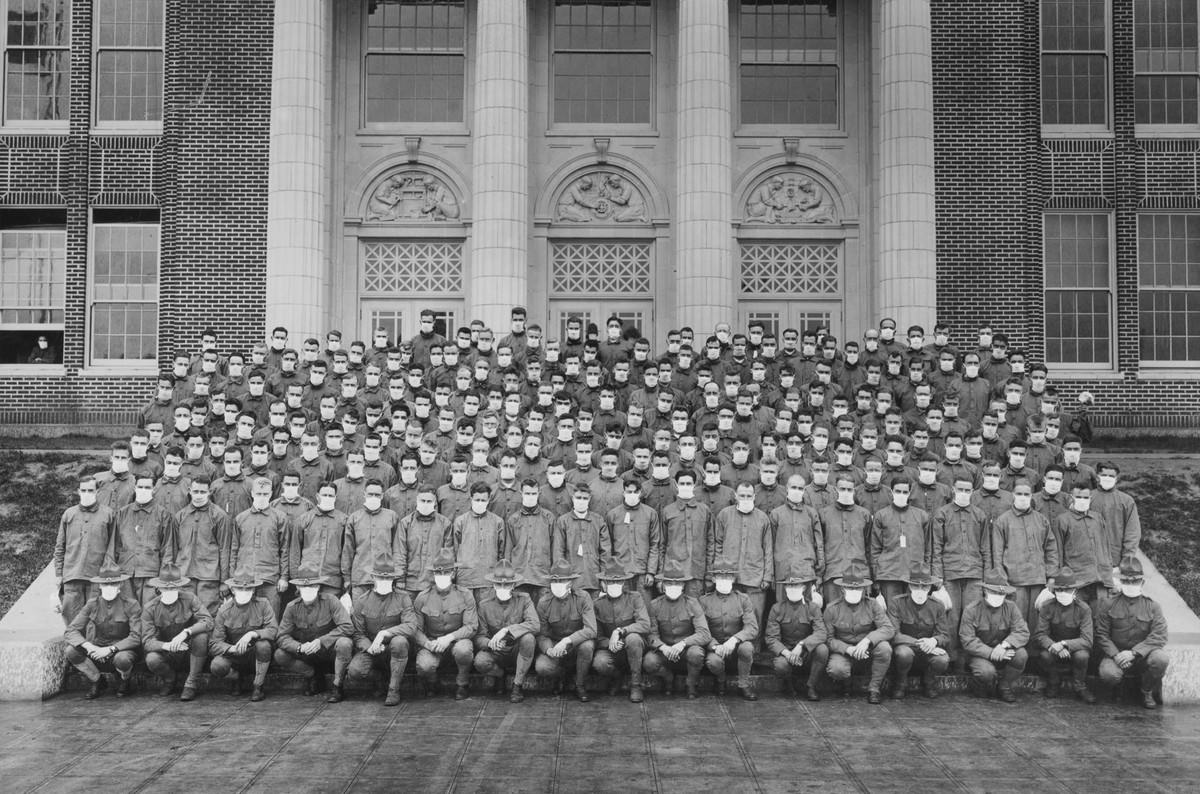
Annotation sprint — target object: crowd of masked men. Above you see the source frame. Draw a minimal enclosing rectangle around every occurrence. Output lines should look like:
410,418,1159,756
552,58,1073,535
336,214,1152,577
54,309,1167,709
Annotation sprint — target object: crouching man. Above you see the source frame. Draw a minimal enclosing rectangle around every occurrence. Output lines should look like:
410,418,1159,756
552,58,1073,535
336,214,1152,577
591,560,650,702
64,567,141,699
534,560,598,702
642,559,710,699
274,565,354,702
823,559,894,704
1035,567,1095,704
141,563,212,701
887,563,952,700
959,568,1029,703
1097,555,1169,709
347,555,418,706
473,558,539,703
765,565,828,701
209,567,278,702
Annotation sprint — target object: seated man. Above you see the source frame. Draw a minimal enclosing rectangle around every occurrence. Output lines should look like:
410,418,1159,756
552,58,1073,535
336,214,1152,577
959,568,1029,703
413,548,478,700
1096,555,1169,709
823,558,894,704
887,562,952,700
473,558,540,703
140,564,213,701
534,560,598,702
1034,567,1095,704
642,559,711,699
591,560,650,703
274,565,354,702
765,564,828,701
64,567,141,699
209,567,279,702
347,554,419,706
699,558,760,700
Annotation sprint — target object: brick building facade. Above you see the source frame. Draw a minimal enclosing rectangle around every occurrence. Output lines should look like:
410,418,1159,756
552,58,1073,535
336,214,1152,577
0,0,1197,429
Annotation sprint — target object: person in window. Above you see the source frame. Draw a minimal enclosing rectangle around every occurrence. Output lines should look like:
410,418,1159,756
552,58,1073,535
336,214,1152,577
28,334,57,364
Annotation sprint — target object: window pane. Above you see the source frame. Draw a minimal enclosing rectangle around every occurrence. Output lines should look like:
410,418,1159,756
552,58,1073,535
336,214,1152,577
1044,214,1111,365
1046,289,1111,364
365,53,465,123
7,0,69,47
90,224,158,362
552,52,651,124
1135,0,1200,123
91,302,157,360
555,0,652,51
95,0,163,48
741,64,837,125
96,50,163,122
366,0,465,53
0,230,66,314
4,49,69,121
1139,290,1200,361
1042,53,1107,125
740,0,838,64
1042,0,1106,51
1045,213,1109,288
1138,214,1200,361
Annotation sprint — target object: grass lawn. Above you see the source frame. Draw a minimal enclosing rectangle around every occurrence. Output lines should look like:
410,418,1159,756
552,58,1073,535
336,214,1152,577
1119,456,1200,612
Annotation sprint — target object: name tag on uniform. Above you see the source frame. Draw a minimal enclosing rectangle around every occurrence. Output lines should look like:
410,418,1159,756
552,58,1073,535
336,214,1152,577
578,544,584,557
623,512,631,524
900,536,907,548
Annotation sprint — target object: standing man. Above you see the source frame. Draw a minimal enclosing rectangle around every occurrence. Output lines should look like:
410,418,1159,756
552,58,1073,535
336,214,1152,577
63,567,141,699
274,566,355,702
822,559,894,704
930,477,991,670
642,559,711,699
451,482,507,600
887,563,952,699
1096,555,1169,709
504,479,556,604
209,567,278,702
991,482,1058,633
868,478,929,602
591,560,651,702
342,479,403,605
347,555,418,706
412,548,478,700
173,477,233,613
112,474,175,606
55,475,116,624
551,485,611,594
711,482,773,635
605,480,663,609
959,568,1029,703
231,477,290,616
472,559,540,703
140,564,213,701
534,559,598,702
659,470,715,598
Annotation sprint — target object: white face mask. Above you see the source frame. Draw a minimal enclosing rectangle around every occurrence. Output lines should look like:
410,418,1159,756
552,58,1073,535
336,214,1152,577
1043,479,1063,495
1063,451,1081,465
252,494,271,510
373,579,394,596
1098,475,1117,491
434,574,453,590
1120,583,1143,599
1054,591,1075,606
910,587,929,605
134,488,153,505
550,582,570,599
159,588,180,605
984,592,1006,608
299,586,320,603
111,459,130,474
785,586,806,603
663,584,684,600
1073,497,1090,513
893,493,909,508
416,502,437,517
79,491,98,507
494,586,513,602
715,579,734,595
736,498,754,513
471,500,489,516
836,492,855,507
1013,494,1032,511
234,589,254,606
842,588,864,605
605,583,624,599
953,492,971,507
100,585,121,601
364,496,383,512
918,470,936,485
676,484,695,500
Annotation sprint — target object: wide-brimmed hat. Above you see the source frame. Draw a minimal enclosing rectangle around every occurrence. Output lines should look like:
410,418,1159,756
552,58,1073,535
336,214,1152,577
1117,555,1145,581
834,559,872,589
1051,567,1080,590
148,563,189,589
370,552,401,580
778,564,815,587
485,558,520,585
90,566,131,585
290,565,327,587
981,568,1014,594
430,547,459,573
708,557,739,577
598,560,633,582
905,562,940,588
659,559,692,583
547,559,580,581
223,567,263,589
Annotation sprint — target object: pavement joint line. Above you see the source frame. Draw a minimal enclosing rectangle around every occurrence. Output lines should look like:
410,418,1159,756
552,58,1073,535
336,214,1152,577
548,695,567,794
891,705,971,792
233,696,329,794
23,697,155,794
444,689,488,793
340,698,411,794
128,695,254,794
949,696,1073,794
794,692,870,793
716,695,765,794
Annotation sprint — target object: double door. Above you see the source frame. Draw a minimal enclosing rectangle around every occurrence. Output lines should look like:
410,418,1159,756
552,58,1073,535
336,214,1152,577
359,300,463,346
550,300,654,349
738,301,843,341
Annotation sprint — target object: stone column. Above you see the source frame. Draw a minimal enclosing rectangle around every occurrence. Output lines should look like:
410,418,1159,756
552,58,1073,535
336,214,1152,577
471,0,528,333
675,0,735,334
265,0,328,343
878,0,937,330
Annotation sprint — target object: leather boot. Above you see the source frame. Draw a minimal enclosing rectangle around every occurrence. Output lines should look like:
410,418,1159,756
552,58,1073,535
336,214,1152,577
806,684,821,702
891,680,907,700
1075,683,1096,704
715,676,727,696
1142,689,1158,710
739,680,758,701
1044,670,1060,699
867,689,882,705
85,675,108,700
229,673,243,696
575,676,590,702
326,682,345,703
998,687,1017,704
116,675,133,698
179,653,205,701
509,681,525,703
157,673,176,697
250,660,270,702
455,684,470,701
385,665,404,706
922,669,938,699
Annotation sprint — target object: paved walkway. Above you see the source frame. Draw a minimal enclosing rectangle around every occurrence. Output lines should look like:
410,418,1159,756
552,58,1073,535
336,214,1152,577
3,690,1196,793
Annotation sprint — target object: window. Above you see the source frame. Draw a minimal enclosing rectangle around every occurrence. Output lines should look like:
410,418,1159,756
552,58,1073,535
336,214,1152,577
1043,213,1113,367
739,0,838,126
0,226,64,364
94,0,163,124
1138,214,1200,363
1041,0,1109,128
3,0,69,124
89,217,159,364
364,0,465,125
1134,0,1199,125
552,0,653,125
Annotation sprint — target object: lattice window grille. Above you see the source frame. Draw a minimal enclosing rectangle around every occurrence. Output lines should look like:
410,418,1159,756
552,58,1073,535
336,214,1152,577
551,241,652,295
740,242,840,295
362,240,464,294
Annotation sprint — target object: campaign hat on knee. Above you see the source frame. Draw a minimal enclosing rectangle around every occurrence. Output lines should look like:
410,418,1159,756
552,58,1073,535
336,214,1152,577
148,563,189,589
1117,555,1144,582
708,557,739,577
981,567,1015,594
1051,567,1080,590
370,552,401,580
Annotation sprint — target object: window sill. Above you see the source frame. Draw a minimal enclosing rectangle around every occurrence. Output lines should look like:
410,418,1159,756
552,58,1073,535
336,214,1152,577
1137,368,1200,381
1040,128,1113,140
544,127,659,138
90,125,163,137
1134,127,1200,140
0,125,69,136
0,365,66,377
736,127,847,139
1048,370,1124,381
357,124,471,137
78,366,158,378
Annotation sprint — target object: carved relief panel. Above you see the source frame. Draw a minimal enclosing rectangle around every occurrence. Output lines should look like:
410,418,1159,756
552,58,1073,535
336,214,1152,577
553,170,648,224
365,169,461,222
744,171,837,225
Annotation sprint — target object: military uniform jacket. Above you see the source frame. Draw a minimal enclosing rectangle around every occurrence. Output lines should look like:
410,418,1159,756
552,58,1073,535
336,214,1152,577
648,595,711,649
289,507,346,587
1090,489,1141,573
210,597,279,655
232,506,290,583
65,595,143,651
342,506,402,587
931,502,991,581
551,512,611,591
505,507,556,587
770,501,824,583
712,506,774,588
536,590,598,645
991,508,1058,586
54,503,116,582
886,595,952,648
959,600,1030,657
869,504,930,582
399,512,453,592
605,502,662,577
278,592,353,652
1053,510,1112,588
699,590,759,645
818,503,871,584
593,590,650,647
1034,599,1093,653
413,585,478,644
452,511,506,589
823,598,895,653
113,500,176,578
351,590,419,651
764,600,827,655
474,591,540,641
659,499,715,583
140,591,214,652
1096,594,1168,657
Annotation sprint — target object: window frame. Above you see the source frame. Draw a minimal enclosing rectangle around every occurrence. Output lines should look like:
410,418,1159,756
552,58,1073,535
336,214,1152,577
733,0,845,135
1041,211,1117,372
91,0,165,132
1133,0,1200,134
1039,0,1112,135
547,0,658,133
0,226,66,370
86,216,161,371
1,0,71,129
1136,212,1200,367
359,0,471,133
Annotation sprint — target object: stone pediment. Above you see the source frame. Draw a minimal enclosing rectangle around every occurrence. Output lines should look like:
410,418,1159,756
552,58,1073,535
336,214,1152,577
364,168,461,222
553,169,648,224
744,170,837,225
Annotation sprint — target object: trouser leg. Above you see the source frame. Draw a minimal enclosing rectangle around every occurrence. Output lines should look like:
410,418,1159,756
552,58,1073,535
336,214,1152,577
868,641,892,692
513,633,536,686
1141,649,1170,691
273,648,315,678
253,640,273,686
892,644,916,682
998,648,1028,689
65,645,101,682
624,634,645,687
60,581,90,626
450,639,474,687
185,632,209,687
1070,649,1090,688
683,646,705,687
736,641,754,688
573,640,595,688
968,657,998,689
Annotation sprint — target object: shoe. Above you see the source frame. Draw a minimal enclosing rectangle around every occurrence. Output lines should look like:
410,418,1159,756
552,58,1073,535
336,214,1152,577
1044,676,1059,699
306,676,328,696
1077,687,1096,705
230,676,243,696
1142,689,1158,710
157,678,176,697
551,680,564,697
780,679,795,697
575,685,590,703
607,679,621,697
923,683,939,700
179,684,197,702
891,684,907,700
116,677,133,698
715,679,727,696
686,684,699,700
326,684,344,703
998,688,1017,704
509,685,525,704
250,686,266,702
426,679,442,698
629,685,644,703
867,689,882,705
1153,684,1164,705
740,685,758,702
384,688,402,707
85,676,107,700
455,685,470,701
806,685,821,702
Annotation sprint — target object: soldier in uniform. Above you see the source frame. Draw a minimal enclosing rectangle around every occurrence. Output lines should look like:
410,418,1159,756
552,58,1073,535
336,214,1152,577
209,567,279,702
699,558,760,700
642,559,711,699
591,560,650,702
1034,567,1095,704
534,559,598,702
274,565,354,702
765,564,828,701
887,562,952,699
55,474,117,624
412,548,478,700
1096,555,1169,709
63,567,141,699
140,563,213,701
959,568,1029,703
347,554,419,706
472,558,540,703
823,558,894,704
